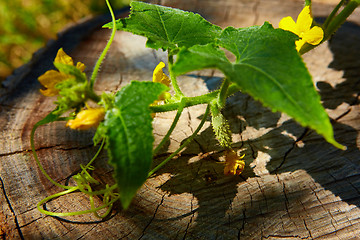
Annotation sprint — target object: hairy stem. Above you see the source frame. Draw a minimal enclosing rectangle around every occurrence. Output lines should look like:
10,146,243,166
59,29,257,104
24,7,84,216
217,78,230,109
89,0,116,89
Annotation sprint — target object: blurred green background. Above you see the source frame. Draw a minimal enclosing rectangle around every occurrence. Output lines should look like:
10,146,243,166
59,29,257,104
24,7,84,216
0,0,130,82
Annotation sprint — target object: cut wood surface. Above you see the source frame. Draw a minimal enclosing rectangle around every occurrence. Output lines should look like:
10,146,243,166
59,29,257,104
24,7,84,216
1,0,360,239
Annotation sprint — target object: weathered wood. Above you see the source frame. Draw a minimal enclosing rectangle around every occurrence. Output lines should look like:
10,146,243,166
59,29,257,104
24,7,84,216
1,0,360,239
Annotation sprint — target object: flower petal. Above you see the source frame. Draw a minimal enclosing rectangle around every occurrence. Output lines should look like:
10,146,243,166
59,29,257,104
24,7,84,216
153,62,170,86
279,16,298,34
38,70,69,96
296,6,312,34
39,88,59,97
302,26,324,45
224,149,245,175
295,39,307,52
54,48,74,66
66,108,105,130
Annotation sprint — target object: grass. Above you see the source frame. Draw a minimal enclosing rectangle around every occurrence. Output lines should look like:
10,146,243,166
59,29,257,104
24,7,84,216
0,0,129,82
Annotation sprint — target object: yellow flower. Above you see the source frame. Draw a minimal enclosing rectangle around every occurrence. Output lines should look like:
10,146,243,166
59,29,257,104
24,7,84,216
66,108,105,130
151,62,171,117
38,48,86,96
153,61,170,88
279,6,324,51
223,149,245,175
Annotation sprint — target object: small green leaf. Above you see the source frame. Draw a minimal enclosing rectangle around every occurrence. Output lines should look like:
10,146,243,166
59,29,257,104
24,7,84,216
173,22,344,149
104,1,222,51
54,63,87,83
100,81,168,209
52,63,89,113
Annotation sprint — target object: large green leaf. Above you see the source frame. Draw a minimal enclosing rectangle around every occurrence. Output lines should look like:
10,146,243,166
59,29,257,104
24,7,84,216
100,81,168,209
104,1,222,50
173,22,344,149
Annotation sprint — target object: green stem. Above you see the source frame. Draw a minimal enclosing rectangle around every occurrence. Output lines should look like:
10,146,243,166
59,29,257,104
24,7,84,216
150,84,241,113
87,89,101,103
86,184,113,219
78,183,118,196
226,83,241,97
153,97,186,155
323,0,347,29
324,1,360,41
31,114,73,190
217,78,230,109
37,187,120,217
89,0,116,89
148,104,210,176
305,0,311,6
85,139,105,168
168,54,184,97
210,99,220,117
150,90,218,112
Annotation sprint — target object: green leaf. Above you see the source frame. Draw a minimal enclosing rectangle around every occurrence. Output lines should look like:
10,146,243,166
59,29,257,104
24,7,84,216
173,22,345,149
100,81,168,209
104,1,222,51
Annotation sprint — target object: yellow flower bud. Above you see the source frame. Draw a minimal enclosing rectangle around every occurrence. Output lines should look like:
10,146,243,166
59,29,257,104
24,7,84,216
66,108,105,130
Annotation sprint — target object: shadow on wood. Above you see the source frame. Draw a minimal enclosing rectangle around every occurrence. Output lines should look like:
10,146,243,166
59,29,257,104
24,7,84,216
1,1,360,239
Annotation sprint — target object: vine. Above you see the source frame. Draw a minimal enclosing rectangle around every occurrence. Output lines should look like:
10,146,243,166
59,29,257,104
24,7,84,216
31,0,359,216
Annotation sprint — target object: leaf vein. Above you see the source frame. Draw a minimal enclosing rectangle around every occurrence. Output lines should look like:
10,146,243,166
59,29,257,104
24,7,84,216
117,108,132,166
155,6,171,44
172,17,184,45
236,62,311,120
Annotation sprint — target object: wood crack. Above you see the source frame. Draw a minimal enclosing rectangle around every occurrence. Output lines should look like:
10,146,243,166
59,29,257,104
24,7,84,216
263,234,310,239
0,143,94,158
18,217,42,229
137,193,165,240
237,208,247,239
303,219,313,239
0,103,51,113
76,224,99,240
182,194,196,240
271,128,309,174
0,175,24,240
314,222,360,240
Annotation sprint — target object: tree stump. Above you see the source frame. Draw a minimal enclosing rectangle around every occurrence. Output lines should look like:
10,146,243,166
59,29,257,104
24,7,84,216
1,1,360,239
